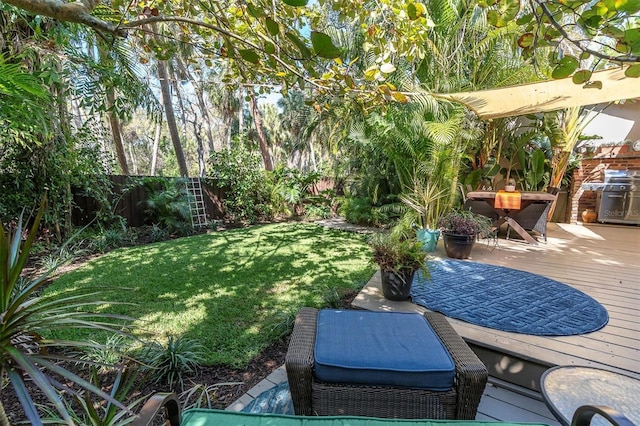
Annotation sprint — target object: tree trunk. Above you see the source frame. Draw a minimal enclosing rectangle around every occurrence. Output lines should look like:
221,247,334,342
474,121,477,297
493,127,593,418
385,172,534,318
170,66,189,151
97,39,130,176
151,119,162,175
238,87,244,140
53,64,74,239
192,119,206,177
157,57,189,177
248,91,273,171
309,137,318,172
128,139,139,175
176,58,215,152
105,89,129,175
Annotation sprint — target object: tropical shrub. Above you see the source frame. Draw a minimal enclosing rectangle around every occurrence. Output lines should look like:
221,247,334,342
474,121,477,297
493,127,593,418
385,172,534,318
271,166,322,217
0,200,135,425
338,196,388,226
208,141,273,223
81,334,130,373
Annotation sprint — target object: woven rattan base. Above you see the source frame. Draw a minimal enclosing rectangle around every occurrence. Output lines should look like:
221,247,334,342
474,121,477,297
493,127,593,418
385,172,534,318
311,382,457,419
285,308,488,419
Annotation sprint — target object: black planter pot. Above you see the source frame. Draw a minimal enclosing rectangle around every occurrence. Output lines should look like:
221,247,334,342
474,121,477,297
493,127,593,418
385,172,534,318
380,268,416,301
442,232,476,259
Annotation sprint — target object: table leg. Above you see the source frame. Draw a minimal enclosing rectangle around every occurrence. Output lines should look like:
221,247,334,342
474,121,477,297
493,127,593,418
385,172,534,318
505,216,539,245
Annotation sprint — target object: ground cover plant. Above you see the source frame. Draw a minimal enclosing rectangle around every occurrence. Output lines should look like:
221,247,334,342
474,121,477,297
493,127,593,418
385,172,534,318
43,222,375,367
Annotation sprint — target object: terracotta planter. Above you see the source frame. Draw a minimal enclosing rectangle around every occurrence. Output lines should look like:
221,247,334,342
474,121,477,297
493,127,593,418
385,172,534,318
442,232,476,259
380,268,416,301
581,209,597,223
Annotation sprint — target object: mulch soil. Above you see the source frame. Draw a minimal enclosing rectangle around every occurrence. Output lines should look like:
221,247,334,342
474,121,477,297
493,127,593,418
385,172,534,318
4,235,359,423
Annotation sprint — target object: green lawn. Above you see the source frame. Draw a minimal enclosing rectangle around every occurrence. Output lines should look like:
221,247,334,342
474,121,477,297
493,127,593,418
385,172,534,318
44,222,375,367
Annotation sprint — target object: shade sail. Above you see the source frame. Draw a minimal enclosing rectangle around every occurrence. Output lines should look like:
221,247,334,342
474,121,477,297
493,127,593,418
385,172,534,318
436,67,640,120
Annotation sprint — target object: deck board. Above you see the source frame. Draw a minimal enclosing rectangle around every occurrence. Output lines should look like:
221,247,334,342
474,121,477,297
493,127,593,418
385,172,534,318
353,222,640,417
477,384,561,424
355,223,640,379
230,222,639,423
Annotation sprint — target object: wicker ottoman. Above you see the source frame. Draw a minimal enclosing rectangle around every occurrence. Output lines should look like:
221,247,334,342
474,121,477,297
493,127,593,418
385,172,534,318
285,308,488,419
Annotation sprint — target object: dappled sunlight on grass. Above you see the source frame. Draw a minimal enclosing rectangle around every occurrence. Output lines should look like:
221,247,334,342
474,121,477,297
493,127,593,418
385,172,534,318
44,222,375,367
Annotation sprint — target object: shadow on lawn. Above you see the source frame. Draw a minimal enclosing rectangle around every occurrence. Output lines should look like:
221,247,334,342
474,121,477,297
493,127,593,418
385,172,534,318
43,222,375,366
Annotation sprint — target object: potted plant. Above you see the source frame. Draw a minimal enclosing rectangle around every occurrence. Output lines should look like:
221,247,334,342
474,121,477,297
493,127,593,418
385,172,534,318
438,210,494,259
399,179,447,252
370,231,429,301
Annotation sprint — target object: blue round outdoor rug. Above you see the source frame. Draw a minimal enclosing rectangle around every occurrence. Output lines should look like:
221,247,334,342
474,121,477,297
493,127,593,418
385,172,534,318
410,259,608,336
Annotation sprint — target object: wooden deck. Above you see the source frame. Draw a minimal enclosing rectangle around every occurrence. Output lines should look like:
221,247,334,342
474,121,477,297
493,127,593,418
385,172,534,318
228,222,639,424
353,222,640,423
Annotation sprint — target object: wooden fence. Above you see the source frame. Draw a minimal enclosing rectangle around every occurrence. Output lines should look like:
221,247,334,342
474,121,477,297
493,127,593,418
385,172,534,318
71,175,225,227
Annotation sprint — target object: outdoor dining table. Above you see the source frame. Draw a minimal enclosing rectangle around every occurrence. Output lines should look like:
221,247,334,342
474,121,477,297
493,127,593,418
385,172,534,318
466,190,556,245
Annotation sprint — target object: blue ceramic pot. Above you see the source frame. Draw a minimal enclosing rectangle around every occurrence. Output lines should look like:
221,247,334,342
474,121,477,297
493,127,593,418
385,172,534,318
416,228,441,252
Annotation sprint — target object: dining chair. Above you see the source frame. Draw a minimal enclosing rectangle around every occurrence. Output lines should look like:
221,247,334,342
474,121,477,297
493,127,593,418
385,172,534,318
506,187,559,242
506,202,552,242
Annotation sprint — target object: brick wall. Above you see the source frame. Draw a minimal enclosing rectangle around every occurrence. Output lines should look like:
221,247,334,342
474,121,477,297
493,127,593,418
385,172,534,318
570,143,640,223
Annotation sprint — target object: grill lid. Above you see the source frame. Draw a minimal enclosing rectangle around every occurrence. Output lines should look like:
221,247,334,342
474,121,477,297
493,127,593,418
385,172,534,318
604,170,639,183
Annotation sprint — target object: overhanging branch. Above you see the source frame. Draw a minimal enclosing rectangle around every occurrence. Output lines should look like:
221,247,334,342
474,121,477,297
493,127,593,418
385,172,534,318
537,0,638,64
3,0,126,36
121,16,327,90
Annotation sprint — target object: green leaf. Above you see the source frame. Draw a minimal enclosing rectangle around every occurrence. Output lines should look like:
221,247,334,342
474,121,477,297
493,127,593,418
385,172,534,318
238,49,260,64
625,64,640,77
222,40,234,58
310,31,342,59
487,0,520,27
602,25,625,38
584,80,603,89
286,32,311,59
516,14,533,25
622,28,640,54
572,69,592,84
8,370,43,425
345,74,355,88
264,42,276,55
281,0,308,6
487,10,501,27
551,56,579,79
246,3,263,18
266,17,280,36
518,33,535,48
408,3,426,20
578,8,605,30
614,0,640,13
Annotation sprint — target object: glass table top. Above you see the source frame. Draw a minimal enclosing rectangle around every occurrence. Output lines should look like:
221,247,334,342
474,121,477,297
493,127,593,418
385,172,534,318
541,366,640,426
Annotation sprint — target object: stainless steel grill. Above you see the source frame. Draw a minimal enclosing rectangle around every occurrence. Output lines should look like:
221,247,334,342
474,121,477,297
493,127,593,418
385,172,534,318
595,170,640,225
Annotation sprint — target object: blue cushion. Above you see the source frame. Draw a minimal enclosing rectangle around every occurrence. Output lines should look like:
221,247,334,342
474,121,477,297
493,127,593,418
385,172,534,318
313,310,455,391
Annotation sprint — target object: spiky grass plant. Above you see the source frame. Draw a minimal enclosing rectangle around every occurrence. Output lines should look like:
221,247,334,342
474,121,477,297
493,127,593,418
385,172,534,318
0,200,135,425
138,335,205,392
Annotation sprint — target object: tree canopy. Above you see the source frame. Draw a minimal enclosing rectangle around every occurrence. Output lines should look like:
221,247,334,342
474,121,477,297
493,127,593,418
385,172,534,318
2,0,638,103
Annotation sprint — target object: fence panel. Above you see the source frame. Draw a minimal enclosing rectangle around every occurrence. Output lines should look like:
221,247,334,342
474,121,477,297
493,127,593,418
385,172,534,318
71,176,226,227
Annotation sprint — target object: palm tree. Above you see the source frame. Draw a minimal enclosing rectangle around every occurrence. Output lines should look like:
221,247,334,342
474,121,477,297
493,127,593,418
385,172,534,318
0,54,50,145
